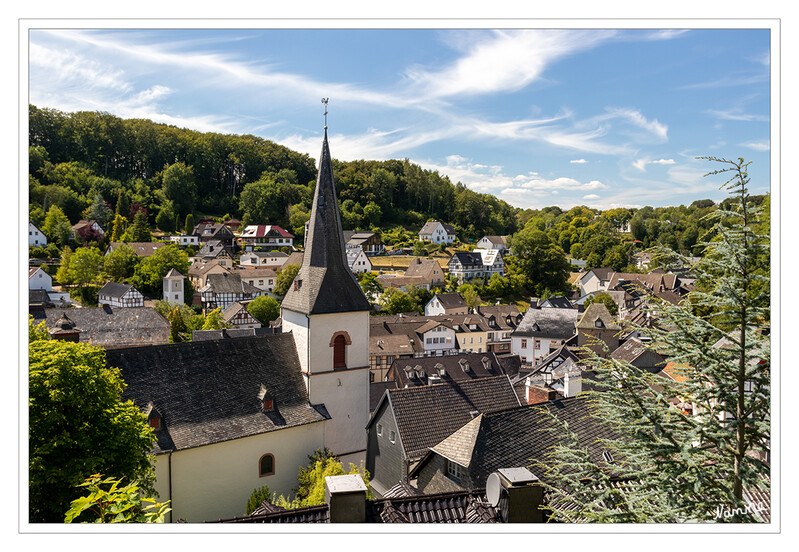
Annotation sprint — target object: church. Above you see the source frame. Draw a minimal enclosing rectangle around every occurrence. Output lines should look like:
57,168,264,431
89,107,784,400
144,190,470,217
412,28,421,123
111,130,371,522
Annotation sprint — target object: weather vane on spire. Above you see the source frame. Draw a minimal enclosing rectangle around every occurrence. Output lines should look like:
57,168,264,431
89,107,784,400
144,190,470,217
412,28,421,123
321,98,329,130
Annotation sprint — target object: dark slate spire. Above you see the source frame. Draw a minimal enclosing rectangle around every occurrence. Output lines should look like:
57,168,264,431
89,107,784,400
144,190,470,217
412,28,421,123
281,130,371,314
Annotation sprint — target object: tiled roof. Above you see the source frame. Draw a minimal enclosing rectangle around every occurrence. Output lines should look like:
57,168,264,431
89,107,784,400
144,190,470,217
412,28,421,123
611,337,657,363
108,242,168,257
241,225,294,238
404,258,442,279
203,272,261,295
164,268,183,278
33,306,170,348
450,251,483,267
576,303,621,331
280,132,371,315
188,262,230,277
419,221,442,235
237,266,279,279
370,381,397,413
109,334,329,454
375,376,520,460
191,327,277,341
513,307,579,339
480,235,507,246
242,251,289,259
434,293,466,309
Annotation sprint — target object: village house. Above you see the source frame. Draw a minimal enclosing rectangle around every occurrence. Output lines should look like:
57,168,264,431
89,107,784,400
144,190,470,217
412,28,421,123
221,301,262,329
191,240,234,268
237,266,279,295
344,231,384,255
386,352,509,388
576,303,622,357
424,292,468,316
511,306,579,366
366,376,520,495
188,262,230,290
97,282,145,308
448,251,485,283
575,267,615,296
29,222,46,247
199,272,264,312
169,234,199,247
28,266,52,291
346,247,372,275
106,241,168,258
404,258,445,288
70,219,105,241
238,250,289,269
475,235,509,254
474,304,523,355
192,222,236,249
240,225,294,251
474,248,505,277
418,221,456,245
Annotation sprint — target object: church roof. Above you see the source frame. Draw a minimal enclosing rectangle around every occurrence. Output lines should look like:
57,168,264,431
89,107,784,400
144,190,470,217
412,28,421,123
280,131,370,315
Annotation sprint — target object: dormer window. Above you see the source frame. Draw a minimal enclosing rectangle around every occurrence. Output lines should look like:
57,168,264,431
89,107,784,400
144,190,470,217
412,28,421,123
595,319,605,329
258,384,274,412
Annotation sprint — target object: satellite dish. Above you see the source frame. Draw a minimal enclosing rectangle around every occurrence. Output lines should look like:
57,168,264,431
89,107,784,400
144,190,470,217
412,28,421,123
486,472,503,507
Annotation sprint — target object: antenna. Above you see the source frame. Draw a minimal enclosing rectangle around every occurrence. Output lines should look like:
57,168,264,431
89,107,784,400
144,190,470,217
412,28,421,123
321,98,329,129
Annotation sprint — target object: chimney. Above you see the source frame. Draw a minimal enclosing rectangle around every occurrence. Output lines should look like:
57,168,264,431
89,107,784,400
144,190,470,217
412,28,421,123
526,383,557,405
564,370,582,398
486,467,544,523
325,474,367,523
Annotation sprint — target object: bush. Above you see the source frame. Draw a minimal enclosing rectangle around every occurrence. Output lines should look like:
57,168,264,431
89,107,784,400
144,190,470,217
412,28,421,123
245,485,272,515
69,284,101,306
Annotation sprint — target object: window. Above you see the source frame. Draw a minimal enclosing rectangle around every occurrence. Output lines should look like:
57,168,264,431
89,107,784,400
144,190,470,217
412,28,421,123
333,334,347,368
259,454,275,477
521,339,528,349
389,430,396,444
446,459,466,481
377,424,383,437
535,339,541,350
174,294,179,300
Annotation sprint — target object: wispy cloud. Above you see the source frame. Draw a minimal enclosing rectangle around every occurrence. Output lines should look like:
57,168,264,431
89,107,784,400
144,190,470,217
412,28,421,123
405,29,617,99
633,157,676,171
570,159,588,164
706,108,769,122
583,194,600,200
680,73,769,90
740,140,770,151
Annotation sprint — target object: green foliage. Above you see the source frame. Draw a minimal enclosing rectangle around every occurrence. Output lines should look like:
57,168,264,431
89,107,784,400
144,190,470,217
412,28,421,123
162,162,196,220
29,340,156,522
584,292,619,316
201,307,229,330
65,474,170,523
122,212,152,242
42,205,73,246
103,244,139,281
509,226,570,297
294,448,372,506
155,202,176,233
184,213,195,235
246,295,280,325
358,271,383,299
273,264,300,297
457,283,482,308
379,287,419,315
245,485,272,515
29,315,49,342
132,244,189,293
63,246,104,288
412,240,428,256
539,157,770,523
110,214,127,242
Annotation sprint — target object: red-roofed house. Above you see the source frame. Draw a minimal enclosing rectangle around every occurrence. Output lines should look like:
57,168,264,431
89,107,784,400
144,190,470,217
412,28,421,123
240,225,294,251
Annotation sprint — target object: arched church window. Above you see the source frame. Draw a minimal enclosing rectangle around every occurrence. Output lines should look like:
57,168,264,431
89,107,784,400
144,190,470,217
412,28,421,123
333,334,347,368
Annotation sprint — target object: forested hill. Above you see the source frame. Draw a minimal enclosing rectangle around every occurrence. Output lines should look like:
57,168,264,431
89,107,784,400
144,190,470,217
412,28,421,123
28,105,518,241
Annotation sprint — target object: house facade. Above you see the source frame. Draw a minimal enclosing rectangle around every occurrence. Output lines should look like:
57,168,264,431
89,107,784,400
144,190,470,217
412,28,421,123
418,221,456,245
476,235,508,254
169,235,199,247
474,248,505,277
163,268,185,305
344,231,384,255
29,267,52,291
511,307,579,366
237,267,279,294
240,225,294,251
199,272,264,311
346,247,372,275
222,301,262,329
424,293,468,316
448,252,485,283
29,222,47,247
239,251,289,269
98,282,145,308
192,222,236,248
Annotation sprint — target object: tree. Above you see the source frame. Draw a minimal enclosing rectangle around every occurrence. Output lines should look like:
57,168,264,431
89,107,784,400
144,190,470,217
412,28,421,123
122,211,152,242
29,340,156,522
155,202,176,233
380,287,417,315
539,157,770,523
67,247,104,288
273,264,300,296
87,193,113,228
458,283,482,308
161,162,196,220
245,485,273,515
65,474,170,523
132,244,189,293
201,307,229,330
103,244,138,281
110,214,127,242
246,295,280,325
184,213,195,236
412,240,427,256
42,204,72,246
29,314,49,342
358,271,383,299
510,226,571,297
584,292,619,317
294,449,372,506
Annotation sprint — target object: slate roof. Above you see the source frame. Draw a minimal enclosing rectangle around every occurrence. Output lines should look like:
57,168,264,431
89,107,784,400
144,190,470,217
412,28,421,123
280,131,371,315
404,258,443,279
410,397,619,488
33,306,170,348
539,296,575,309
164,268,183,278
108,242,167,257
576,303,621,331
98,281,137,299
29,289,51,308
449,252,483,268
371,376,520,460
480,235,507,247
513,307,579,339
196,240,231,258
370,380,397,413
388,352,507,387
202,272,261,295
611,337,664,365
108,334,329,454
214,489,498,524
433,293,467,310
191,327,277,341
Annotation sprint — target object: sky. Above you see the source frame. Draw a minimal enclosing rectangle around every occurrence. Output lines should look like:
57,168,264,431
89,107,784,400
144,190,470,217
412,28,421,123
27,25,773,211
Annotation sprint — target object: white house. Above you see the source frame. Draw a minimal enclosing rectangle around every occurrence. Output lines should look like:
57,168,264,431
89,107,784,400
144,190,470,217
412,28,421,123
448,252,485,283
98,282,145,308
29,267,52,291
417,321,457,354
424,292,468,316
163,268,185,305
474,248,505,277
169,235,200,247
29,222,47,247
418,221,456,245
240,225,294,251
476,235,508,254
346,247,372,275
576,268,615,296
237,267,279,295
239,251,289,268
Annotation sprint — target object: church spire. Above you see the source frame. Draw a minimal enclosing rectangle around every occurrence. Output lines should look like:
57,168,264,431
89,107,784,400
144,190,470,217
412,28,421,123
280,121,370,315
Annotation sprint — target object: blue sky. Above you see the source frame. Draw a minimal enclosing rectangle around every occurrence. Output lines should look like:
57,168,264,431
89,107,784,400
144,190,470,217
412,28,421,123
27,26,772,211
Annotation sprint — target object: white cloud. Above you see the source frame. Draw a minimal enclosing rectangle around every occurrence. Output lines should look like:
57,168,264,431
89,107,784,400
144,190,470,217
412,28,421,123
406,29,617,99
583,194,600,200
740,140,770,152
570,159,587,164
633,158,676,171
603,108,668,142
706,108,769,122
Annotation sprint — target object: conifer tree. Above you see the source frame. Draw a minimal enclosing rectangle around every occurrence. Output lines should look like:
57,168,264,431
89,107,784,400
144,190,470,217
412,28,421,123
539,157,770,523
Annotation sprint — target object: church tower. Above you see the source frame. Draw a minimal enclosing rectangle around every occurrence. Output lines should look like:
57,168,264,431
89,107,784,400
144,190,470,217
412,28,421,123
281,127,371,466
